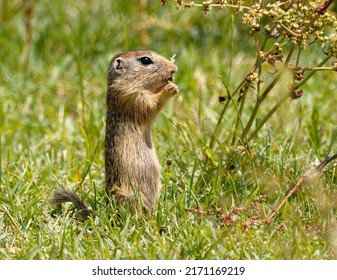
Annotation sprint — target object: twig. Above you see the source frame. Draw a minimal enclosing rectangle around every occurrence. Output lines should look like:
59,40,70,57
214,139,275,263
295,54,332,89
247,93,290,142
266,153,337,221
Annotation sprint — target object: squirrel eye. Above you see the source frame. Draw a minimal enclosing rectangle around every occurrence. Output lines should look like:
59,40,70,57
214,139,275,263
139,56,153,65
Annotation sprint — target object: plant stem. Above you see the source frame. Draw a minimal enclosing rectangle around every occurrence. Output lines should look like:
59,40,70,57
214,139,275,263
296,66,334,71
284,44,296,65
231,86,248,145
208,72,255,149
240,99,261,142
247,52,332,142
229,37,269,145
295,54,332,89
247,93,290,142
209,99,230,149
267,153,337,221
189,3,250,11
295,48,302,67
240,45,296,142
256,34,263,97
240,71,282,141
22,0,34,74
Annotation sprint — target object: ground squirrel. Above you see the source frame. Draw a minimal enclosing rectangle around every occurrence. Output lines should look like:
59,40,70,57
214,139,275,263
51,50,178,219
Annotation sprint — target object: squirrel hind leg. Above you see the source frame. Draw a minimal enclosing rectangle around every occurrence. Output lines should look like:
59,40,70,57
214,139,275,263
50,188,92,220
114,190,144,218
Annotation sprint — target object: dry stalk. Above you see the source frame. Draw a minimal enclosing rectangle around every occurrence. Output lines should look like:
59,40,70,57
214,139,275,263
186,154,337,228
265,153,337,222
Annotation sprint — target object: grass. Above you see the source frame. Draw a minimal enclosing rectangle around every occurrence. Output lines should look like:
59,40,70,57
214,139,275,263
0,0,337,260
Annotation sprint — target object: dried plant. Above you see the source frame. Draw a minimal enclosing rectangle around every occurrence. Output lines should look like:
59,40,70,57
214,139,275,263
163,0,337,224
163,0,337,145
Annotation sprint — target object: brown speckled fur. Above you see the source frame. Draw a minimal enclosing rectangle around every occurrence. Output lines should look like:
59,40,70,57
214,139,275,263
51,50,178,218
105,50,178,214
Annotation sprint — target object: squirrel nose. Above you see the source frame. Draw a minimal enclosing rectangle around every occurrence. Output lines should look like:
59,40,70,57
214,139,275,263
168,69,177,82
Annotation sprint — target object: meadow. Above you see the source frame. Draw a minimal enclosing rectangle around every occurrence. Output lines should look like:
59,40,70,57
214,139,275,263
0,0,337,259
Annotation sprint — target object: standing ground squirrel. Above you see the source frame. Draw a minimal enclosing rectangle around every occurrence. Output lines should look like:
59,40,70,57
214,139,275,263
51,50,178,218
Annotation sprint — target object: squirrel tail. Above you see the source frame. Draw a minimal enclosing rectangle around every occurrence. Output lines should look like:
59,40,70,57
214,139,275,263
50,188,92,220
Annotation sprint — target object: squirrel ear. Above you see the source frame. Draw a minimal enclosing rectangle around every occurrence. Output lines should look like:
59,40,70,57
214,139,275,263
113,57,126,73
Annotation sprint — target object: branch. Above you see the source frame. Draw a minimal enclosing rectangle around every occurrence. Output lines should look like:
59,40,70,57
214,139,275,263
266,153,337,221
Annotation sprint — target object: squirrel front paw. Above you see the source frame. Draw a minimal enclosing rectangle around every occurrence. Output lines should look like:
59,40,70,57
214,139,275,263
163,82,179,97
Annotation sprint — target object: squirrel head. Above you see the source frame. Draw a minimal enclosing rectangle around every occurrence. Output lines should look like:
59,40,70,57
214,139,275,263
107,50,178,95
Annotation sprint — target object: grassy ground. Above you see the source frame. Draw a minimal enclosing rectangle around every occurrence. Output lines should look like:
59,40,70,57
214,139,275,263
0,0,337,259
